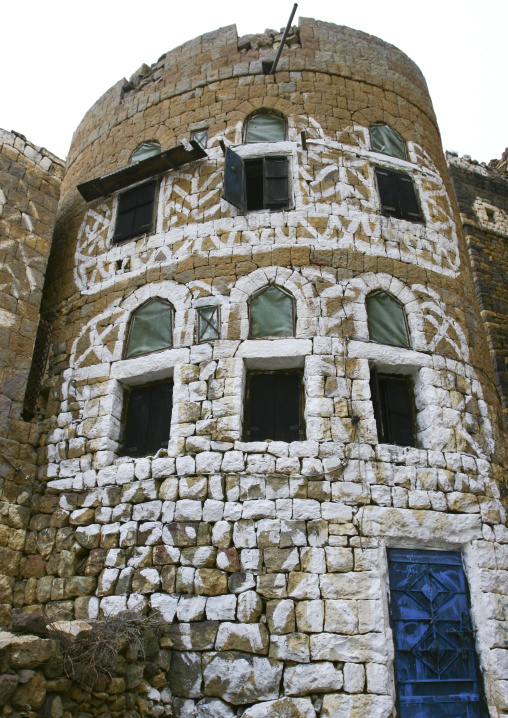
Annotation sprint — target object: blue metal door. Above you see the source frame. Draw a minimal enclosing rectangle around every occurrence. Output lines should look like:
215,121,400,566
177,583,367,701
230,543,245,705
388,549,487,717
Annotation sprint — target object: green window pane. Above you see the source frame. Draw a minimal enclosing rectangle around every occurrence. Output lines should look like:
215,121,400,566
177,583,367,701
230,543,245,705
370,125,406,161
245,115,286,143
250,286,294,338
125,300,173,358
131,142,161,164
198,306,220,341
367,292,409,348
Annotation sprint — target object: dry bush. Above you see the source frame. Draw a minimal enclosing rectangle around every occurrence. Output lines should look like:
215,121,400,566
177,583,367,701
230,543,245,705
47,610,164,690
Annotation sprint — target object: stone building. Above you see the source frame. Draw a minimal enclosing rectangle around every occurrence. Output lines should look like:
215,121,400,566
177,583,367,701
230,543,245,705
0,16,507,718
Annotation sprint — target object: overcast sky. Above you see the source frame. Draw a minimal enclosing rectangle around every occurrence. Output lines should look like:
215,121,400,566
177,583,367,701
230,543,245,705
2,1,506,163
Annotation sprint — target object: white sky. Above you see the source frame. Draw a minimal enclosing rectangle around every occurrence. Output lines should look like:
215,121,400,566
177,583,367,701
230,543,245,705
2,1,506,163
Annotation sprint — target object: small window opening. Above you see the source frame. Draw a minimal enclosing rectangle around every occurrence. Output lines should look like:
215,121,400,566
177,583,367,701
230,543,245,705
130,142,161,164
370,368,416,447
367,291,410,348
197,306,220,342
245,160,264,211
250,285,295,338
375,168,423,223
245,371,303,442
245,114,286,143
370,124,406,161
262,61,273,75
113,180,157,243
125,298,173,359
486,208,495,223
123,380,173,457
191,130,208,150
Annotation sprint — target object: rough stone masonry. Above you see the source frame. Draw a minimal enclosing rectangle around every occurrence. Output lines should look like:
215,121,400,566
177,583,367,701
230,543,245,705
0,15,507,718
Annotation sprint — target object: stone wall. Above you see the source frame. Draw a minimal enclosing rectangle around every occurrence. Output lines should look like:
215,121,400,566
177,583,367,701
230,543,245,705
0,129,64,478
2,16,507,718
448,150,508,428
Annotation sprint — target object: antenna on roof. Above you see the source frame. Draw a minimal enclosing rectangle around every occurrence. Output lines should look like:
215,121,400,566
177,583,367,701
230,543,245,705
269,3,298,74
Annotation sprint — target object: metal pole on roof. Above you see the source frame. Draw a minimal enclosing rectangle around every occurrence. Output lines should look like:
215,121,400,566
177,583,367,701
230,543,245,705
269,3,298,74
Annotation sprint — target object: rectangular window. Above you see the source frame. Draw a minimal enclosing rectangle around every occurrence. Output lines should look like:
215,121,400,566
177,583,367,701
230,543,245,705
113,180,157,243
123,380,173,457
370,368,416,447
388,548,487,717
375,168,423,223
223,147,290,212
197,306,220,342
245,372,303,442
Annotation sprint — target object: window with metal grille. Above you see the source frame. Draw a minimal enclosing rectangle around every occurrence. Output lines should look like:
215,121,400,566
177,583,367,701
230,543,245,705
375,168,423,223
197,306,220,342
388,548,487,717
249,285,295,338
367,291,410,348
245,372,303,443
370,368,416,447
370,123,406,160
113,180,157,243
123,381,173,457
223,147,290,212
245,114,286,143
124,299,173,359
191,129,208,150
22,318,52,421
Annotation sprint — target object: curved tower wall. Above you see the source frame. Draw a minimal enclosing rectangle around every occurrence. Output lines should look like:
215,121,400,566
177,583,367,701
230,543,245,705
17,16,507,716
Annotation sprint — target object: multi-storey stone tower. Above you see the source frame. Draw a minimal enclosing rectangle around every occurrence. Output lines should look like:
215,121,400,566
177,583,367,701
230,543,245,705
1,17,507,718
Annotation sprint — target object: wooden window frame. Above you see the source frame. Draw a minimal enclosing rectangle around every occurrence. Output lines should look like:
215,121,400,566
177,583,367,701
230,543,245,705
370,368,416,447
112,179,158,244
248,284,296,339
122,379,173,458
369,123,407,161
243,369,305,443
124,297,174,359
374,167,424,224
223,147,292,213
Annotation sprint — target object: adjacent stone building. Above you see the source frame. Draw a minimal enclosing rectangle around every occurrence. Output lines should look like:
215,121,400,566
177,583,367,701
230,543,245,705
0,17,507,718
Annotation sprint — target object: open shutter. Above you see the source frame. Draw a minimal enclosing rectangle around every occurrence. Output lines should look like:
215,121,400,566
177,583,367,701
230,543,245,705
263,156,289,209
382,376,415,447
223,147,246,211
399,175,423,221
369,367,385,442
388,549,487,717
375,168,401,217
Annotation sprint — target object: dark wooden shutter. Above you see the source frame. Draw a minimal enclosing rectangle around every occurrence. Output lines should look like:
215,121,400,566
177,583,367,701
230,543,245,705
247,373,301,442
375,168,423,223
223,147,246,211
124,381,172,457
388,549,487,717
263,156,289,208
113,180,156,243
399,174,423,221
380,376,415,447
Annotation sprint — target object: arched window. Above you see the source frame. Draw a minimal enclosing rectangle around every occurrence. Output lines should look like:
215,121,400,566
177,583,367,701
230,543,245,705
125,299,173,358
245,113,286,143
370,124,406,161
250,285,295,338
130,142,161,164
367,291,409,348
